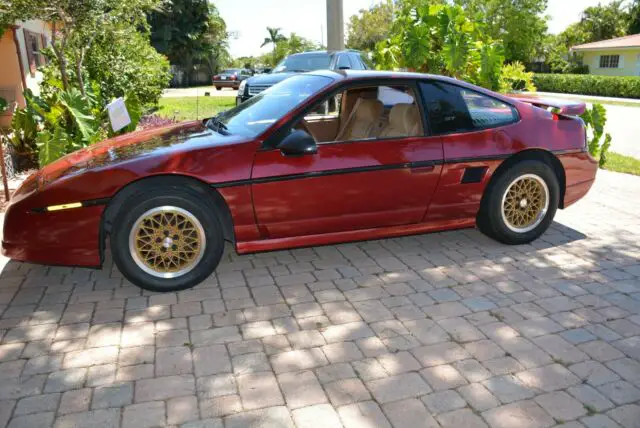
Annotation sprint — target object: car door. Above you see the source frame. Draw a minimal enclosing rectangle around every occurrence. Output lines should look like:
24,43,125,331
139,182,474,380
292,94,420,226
250,81,444,239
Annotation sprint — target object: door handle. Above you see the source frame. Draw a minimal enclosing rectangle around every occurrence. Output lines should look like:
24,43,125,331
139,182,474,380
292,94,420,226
410,165,435,174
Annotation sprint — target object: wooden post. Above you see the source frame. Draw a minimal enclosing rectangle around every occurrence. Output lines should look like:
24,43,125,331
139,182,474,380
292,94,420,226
0,134,10,202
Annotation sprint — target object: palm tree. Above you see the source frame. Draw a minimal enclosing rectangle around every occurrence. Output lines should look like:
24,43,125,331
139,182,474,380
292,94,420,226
261,27,287,65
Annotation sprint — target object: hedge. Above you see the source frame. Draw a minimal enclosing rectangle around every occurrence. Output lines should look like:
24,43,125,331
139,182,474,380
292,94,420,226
533,74,640,99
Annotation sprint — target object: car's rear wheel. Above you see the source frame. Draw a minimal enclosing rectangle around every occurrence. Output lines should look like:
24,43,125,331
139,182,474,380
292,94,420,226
111,189,224,292
215,86,222,91
478,160,559,245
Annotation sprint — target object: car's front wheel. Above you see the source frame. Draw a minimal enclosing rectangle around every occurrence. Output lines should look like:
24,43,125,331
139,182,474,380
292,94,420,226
111,189,224,292
478,160,559,245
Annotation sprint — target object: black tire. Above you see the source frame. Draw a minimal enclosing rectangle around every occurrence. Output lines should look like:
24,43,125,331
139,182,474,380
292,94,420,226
111,188,224,292
215,86,222,91
478,160,559,245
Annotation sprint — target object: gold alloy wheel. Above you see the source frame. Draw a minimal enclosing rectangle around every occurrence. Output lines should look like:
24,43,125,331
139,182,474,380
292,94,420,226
501,173,550,233
128,206,206,279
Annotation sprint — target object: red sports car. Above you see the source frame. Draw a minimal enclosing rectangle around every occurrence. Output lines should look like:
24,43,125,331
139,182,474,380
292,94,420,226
2,71,597,291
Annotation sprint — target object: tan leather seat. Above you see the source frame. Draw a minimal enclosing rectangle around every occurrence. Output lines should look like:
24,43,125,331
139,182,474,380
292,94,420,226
335,98,383,141
379,103,422,138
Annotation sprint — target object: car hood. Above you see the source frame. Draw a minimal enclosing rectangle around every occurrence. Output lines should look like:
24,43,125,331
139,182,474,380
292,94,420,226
247,72,298,86
38,121,248,186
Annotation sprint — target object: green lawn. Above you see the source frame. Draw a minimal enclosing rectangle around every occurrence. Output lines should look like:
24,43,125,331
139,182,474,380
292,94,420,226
156,97,235,121
603,152,640,176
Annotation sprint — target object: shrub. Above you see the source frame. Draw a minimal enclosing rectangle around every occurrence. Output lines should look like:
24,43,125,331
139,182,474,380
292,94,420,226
581,103,612,167
499,62,536,92
533,74,640,99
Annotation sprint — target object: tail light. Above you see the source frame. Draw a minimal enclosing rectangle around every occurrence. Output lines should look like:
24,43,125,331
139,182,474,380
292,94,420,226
213,75,220,80
231,75,237,81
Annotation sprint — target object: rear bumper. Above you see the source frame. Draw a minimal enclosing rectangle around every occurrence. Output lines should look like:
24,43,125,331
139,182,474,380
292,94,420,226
558,150,598,208
213,81,239,88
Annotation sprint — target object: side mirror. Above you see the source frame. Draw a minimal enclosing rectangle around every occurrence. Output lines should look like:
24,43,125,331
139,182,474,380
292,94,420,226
277,130,317,156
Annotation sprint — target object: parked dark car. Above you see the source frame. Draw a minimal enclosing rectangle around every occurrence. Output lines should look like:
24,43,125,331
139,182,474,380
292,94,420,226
236,50,367,104
213,69,252,90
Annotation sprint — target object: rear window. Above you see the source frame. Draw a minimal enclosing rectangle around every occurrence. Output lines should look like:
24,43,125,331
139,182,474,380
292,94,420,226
460,90,519,129
222,69,239,74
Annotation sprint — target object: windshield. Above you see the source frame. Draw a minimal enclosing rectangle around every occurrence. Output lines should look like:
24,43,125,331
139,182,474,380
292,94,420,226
211,74,333,138
272,54,331,73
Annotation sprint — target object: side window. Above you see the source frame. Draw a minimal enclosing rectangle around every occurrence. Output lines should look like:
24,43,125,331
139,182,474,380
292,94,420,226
336,54,351,70
419,82,517,135
305,93,341,120
349,54,365,70
419,82,474,135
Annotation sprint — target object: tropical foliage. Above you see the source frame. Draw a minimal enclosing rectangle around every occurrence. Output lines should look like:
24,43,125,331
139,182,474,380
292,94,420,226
454,0,548,64
581,104,612,168
1,0,158,167
374,1,530,92
261,27,288,65
346,0,394,53
148,0,229,86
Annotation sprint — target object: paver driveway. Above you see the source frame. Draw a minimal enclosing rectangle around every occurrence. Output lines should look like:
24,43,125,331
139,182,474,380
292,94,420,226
0,169,639,428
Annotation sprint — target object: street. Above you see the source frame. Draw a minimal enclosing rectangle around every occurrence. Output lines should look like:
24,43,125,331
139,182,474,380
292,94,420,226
601,104,640,159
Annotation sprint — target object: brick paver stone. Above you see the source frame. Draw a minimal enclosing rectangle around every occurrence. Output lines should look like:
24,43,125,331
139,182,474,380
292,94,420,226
224,406,294,428
383,398,439,428
436,408,489,428
122,402,165,428
236,372,284,410
482,400,555,428
338,401,392,428
277,370,327,409
366,372,431,403
292,404,343,428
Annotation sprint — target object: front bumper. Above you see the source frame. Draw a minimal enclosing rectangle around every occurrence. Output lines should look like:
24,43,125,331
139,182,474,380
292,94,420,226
2,201,104,267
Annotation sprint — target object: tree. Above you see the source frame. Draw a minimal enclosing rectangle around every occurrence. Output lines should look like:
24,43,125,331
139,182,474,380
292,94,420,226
261,27,287,64
84,24,170,105
346,0,393,52
454,0,548,64
1,0,160,96
630,0,640,34
579,0,628,42
375,1,508,91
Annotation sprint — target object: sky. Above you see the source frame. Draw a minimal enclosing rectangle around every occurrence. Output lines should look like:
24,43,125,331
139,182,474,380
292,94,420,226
215,0,619,58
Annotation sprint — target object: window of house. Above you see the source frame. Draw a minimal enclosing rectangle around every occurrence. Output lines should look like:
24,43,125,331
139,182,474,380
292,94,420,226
600,55,620,69
23,30,46,77
419,82,517,135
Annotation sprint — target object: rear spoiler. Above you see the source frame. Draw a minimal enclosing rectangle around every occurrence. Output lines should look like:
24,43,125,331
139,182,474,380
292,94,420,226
507,94,586,116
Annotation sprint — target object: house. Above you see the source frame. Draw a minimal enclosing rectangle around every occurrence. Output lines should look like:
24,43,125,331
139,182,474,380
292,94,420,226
0,20,51,127
571,34,640,77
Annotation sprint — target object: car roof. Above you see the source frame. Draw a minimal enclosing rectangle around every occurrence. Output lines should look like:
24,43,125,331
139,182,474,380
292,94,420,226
306,69,452,82
288,50,362,57
304,70,513,103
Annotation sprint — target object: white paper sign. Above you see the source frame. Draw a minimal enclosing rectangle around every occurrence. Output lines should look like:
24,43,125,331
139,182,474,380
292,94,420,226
107,97,132,132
